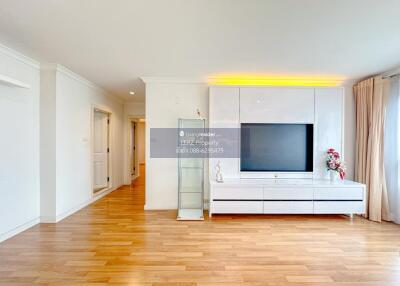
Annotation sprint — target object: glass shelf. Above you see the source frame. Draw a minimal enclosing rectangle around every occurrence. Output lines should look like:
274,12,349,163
177,209,204,221
180,186,202,193
180,166,203,169
177,118,205,221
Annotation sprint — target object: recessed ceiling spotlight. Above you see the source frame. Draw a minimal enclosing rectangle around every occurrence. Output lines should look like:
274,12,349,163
129,91,135,95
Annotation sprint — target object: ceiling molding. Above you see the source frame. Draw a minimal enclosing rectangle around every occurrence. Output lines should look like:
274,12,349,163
382,66,400,79
0,73,31,88
0,42,40,69
41,63,125,105
140,76,206,84
58,64,108,94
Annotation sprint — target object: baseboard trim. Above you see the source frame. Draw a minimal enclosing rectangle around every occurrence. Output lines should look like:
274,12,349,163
40,215,57,223
1,185,124,243
0,217,40,243
41,184,123,224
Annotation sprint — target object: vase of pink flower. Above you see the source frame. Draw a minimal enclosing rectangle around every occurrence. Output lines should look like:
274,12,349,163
326,148,346,182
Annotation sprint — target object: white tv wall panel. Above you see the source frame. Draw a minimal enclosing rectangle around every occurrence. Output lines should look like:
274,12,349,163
239,87,315,123
209,87,240,179
314,88,343,179
209,86,239,126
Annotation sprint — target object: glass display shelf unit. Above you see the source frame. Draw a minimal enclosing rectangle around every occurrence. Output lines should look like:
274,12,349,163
177,118,205,221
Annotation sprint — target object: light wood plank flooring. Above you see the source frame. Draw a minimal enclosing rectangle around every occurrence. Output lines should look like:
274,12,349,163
1,166,400,285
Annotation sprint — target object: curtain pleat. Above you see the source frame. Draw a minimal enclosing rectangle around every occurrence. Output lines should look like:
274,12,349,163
354,77,390,222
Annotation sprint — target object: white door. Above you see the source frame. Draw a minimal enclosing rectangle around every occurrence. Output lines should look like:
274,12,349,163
93,111,109,190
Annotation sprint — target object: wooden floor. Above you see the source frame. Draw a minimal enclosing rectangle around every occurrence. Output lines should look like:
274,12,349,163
1,166,400,285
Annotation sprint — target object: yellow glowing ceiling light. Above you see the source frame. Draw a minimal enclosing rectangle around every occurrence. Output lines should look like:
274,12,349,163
208,74,344,87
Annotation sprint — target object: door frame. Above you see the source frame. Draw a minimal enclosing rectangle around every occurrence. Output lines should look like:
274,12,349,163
91,105,113,197
126,116,145,183
131,121,139,179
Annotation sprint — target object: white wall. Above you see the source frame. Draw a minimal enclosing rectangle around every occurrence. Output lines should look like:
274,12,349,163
137,122,145,164
124,102,145,117
40,67,56,220
41,64,125,222
145,82,209,209
0,44,40,242
56,66,125,220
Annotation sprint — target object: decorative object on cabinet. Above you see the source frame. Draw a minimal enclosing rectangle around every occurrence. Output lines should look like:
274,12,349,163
326,148,346,182
215,161,224,183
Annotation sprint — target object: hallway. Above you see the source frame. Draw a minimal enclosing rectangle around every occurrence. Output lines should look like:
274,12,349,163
1,164,400,285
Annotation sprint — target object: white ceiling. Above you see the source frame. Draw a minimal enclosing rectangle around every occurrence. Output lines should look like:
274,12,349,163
1,0,400,102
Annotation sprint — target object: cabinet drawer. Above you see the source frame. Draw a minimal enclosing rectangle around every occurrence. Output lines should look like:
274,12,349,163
263,188,313,200
263,201,313,214
314,187,364,200
212,201,263,214
314,201,365,214
212,187,263,200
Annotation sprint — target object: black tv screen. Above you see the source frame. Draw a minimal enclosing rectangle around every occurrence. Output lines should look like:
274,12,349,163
240,123,313,172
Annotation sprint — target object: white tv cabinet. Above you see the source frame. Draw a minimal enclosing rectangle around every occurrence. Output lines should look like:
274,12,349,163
208,86,366,217
209,179,366,217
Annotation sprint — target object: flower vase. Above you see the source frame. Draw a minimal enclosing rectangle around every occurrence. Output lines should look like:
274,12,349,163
329,170,338,183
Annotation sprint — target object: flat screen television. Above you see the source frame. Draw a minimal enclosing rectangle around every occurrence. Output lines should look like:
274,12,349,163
240,123,313,172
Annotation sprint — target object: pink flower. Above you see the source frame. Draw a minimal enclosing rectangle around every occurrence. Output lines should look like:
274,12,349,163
326,148,346,180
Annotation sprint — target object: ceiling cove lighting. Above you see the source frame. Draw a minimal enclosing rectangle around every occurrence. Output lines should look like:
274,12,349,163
207,75,344,87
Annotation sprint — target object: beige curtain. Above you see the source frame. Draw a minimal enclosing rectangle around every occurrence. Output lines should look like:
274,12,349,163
354,76,390,222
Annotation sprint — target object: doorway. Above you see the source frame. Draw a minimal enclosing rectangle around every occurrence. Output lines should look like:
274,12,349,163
130,118,145,181
93,109,110,194
131,121,138,178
